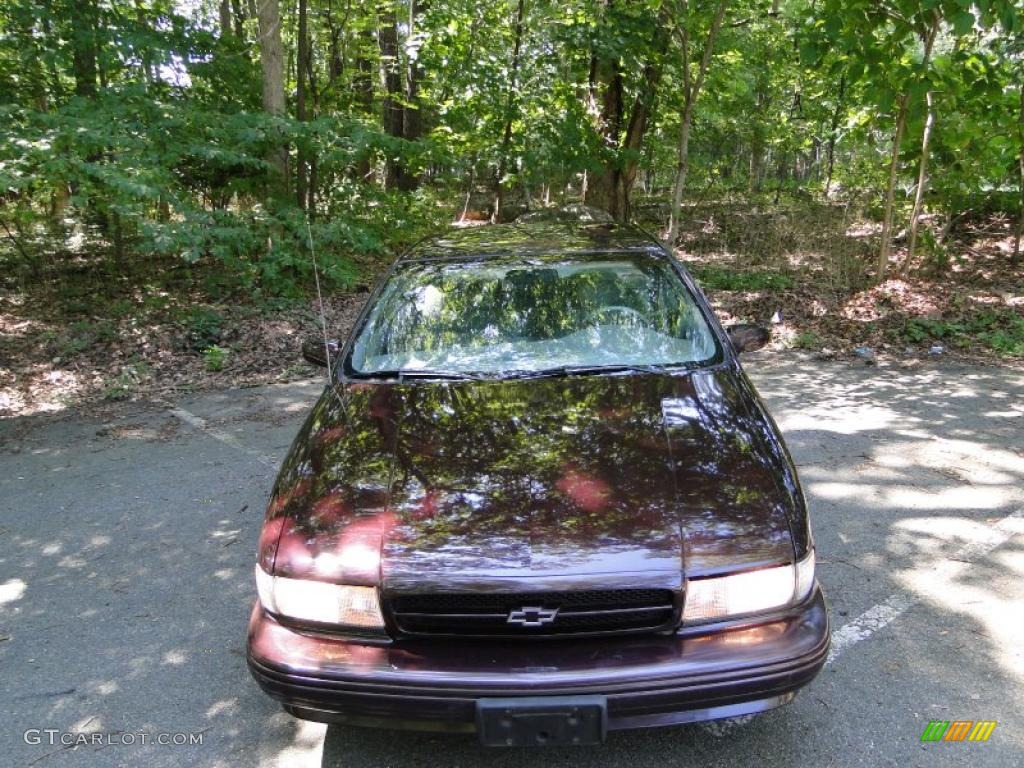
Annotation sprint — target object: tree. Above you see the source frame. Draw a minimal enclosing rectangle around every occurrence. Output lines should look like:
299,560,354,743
296,0,310,209
665,0,729,244
1,0,1022,304
1012,41,1024,265
584,1,669,221
220,0,233,37
257,0,287,194
492,0,527,222
380,0,424,191
903,88,934,268
876,11,939,280
70,0,100,97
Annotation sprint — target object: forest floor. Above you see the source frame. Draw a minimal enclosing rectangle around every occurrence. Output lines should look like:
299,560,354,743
1,201,1022,418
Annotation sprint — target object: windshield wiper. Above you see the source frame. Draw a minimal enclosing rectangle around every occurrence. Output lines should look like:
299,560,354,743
358,364,678,382
385,369,489,382
499,363,674,380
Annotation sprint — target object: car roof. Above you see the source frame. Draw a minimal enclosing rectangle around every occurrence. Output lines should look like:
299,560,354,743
398,222,667,263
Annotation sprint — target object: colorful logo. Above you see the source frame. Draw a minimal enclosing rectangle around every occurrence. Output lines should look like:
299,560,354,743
920,720,997,742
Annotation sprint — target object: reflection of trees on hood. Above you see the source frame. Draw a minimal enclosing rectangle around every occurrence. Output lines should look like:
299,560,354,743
267,366,797,574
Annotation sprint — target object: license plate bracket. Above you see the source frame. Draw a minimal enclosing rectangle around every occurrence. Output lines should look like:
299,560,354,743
476,695,607,747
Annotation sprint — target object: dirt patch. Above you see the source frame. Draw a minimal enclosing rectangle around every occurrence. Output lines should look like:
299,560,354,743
670,204,1024,366
0,291,369,418
93,416,182,442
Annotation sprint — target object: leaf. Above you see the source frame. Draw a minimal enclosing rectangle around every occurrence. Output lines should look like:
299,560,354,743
951,11,975,36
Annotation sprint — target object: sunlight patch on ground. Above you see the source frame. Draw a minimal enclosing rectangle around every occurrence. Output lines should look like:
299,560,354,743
206,698,238,718
885,485,1017,511
0,577,27,606
893,515,1024,683
1,366,84,417
890,438,1024,484
259,718,327,768
162,649,188,665
806,432,1024,513
774,403,896,434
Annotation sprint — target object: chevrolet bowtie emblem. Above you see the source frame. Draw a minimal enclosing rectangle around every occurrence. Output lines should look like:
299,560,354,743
506,606,559,627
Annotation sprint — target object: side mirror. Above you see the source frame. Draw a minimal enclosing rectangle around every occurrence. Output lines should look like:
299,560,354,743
301,337,340,367
726,324,770,354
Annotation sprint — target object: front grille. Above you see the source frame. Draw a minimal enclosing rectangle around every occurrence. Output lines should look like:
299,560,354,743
388,589,677,638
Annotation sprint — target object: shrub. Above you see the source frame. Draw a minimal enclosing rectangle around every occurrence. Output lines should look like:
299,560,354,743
689,265,794,292
899,311,1024,357
202,345,229,371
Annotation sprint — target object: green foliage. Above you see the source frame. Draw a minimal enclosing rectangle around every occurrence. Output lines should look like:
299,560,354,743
202,345,229,371
899,311,1024,357
0,0,1021,310
900,317,946,343
792,330,825,350
45,319,119,359
102,361,151,400
915,229,951,275
690,265,794,292
182,308,225,351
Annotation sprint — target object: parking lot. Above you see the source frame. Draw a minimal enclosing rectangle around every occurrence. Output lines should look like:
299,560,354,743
2,353,1023,767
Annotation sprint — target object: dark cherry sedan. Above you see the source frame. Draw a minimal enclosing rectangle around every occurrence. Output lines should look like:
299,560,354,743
247,220,828,746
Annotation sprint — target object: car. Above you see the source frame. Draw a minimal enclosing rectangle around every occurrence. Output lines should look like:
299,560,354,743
247,219,829,746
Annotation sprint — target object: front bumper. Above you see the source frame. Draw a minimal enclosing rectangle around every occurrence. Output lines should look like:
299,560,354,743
247,586,829,733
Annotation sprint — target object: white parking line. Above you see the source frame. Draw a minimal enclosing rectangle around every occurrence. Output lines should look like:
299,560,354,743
827,509,1022,665
702,509,1023,737
825,593,916,665
168,406,280,469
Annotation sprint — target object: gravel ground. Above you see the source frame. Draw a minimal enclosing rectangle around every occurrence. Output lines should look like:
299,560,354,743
1,352,1022,767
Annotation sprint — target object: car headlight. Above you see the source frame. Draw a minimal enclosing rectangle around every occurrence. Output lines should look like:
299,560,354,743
683,549,816,624
255,565,385,631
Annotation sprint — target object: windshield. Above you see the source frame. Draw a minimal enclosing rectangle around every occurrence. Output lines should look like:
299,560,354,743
348,253,718,376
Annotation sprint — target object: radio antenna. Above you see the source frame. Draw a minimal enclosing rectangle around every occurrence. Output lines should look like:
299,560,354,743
306,217,333,381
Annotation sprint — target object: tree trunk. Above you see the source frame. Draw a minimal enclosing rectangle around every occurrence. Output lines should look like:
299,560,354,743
220,0,232,37
296,0,310,209
749,75,770,193
353,28,375,179
492,0,527,222
308,157,318,218
307,23,319,217
379,2,424,191
400,0,425,191
379,10,405,190
666,104,694,243
51,183,69,221
257,0,288,196
876,14,938,281
618,54,662,206
876,93,909,280
71,0,99,97
584,49,625,218
1014,81,1023,266
584,7,668,221
231,0,245,37
666,0,729,245
326,5,344,84
902,89,935,272
824,75,845,198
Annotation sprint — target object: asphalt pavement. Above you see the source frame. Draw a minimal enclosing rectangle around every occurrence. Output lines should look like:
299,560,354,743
2,352,1023,767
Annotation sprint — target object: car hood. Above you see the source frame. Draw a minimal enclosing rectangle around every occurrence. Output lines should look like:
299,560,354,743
264,368,800,590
